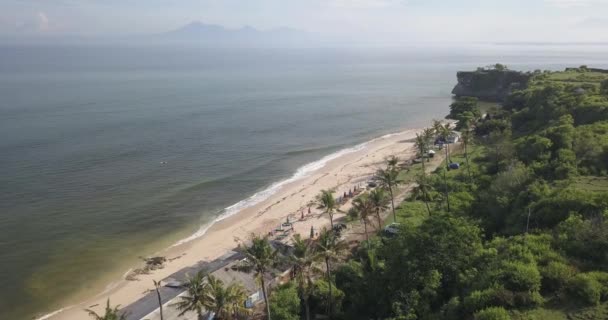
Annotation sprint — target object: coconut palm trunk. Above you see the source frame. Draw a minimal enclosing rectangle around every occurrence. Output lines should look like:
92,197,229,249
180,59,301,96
464,138,472,183
443,145,451,212
388,185,396,222
153,280,164,320
420,157,432,216
415,131,434,216
318,190,337,230
375,167,400,223
325,257,333,319
238,235,277,320
316,229,347,320
260,276,271,320
304,295,311,320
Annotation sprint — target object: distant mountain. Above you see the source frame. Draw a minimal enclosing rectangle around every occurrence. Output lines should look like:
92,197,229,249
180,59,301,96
158,21,316,47
0,22,324,47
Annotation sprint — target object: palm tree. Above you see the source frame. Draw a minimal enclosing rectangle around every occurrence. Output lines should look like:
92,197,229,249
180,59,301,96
290,234,318,320
369,188,389,229
204,275,249,319
414,130,433,216
316,229,348,319
173,271,209,320
461,126,473,183
317,189,337,229
240,235,278,320
375,167,400,222
85,299,126,320
434,120,454,167
225,284,249,319
352,194,374,242
153,280,164,320
387,155,399,169
434,120,452,212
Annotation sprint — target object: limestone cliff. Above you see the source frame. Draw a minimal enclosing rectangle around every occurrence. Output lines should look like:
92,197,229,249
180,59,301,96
452,69,532,102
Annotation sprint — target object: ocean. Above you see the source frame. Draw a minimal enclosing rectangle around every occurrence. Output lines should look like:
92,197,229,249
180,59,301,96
1,44,608,319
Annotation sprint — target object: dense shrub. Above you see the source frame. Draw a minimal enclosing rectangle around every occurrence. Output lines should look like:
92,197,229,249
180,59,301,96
474,306,511,320
440,297,462,320
500,261,541,292
269,283,301,320
464,287,503,313
310,279,345,315
567,272,608,305
540,261,575,292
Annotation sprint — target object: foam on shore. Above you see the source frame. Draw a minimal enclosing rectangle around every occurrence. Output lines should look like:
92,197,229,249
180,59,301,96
170,130,412,248
36,127,418,320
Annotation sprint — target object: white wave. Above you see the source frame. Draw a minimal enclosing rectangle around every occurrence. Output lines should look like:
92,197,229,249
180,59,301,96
170,128,419,248
121,268,133,279
171,221,215,247
170,138,373,247
35,307,71,320
36,129,415,320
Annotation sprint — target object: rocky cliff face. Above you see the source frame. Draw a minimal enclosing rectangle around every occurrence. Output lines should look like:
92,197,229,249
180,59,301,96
452,69,532,102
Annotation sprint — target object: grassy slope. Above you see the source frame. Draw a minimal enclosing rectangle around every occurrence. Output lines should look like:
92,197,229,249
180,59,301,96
398,143,608,319
530,69,608,90
350,70,608,315
574,176,608,192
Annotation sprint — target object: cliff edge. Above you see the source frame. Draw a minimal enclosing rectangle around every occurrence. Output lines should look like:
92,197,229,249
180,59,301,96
452,66,532,102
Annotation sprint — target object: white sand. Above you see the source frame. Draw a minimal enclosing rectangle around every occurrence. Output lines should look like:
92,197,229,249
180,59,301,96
43,128,421,320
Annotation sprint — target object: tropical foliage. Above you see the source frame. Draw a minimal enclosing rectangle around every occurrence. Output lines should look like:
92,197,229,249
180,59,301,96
85,299,127,320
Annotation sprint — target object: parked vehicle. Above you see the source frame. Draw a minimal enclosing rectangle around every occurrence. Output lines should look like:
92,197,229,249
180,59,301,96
383,222,401,237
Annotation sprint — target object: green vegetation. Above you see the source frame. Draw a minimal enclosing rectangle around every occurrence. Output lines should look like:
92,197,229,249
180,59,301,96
375,166,401,222
239,235,278,320
90,67,608,320
85,299,127,320
317,189,338,229
326,67,608,319
270,283,301,320
173,271,209,319
171,271,249,320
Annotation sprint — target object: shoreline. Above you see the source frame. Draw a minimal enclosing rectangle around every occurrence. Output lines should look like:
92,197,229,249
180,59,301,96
39,127,423,320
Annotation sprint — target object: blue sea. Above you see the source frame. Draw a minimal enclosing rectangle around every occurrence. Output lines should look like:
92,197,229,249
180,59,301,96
1,44,608,319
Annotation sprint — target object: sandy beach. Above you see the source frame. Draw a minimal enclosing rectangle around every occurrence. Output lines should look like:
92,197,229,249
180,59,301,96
42,128,421,320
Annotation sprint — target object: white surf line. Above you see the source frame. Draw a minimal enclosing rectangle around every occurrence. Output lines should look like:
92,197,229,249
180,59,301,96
170,133,389,248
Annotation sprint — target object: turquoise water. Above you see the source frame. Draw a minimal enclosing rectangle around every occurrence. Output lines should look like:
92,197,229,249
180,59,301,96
1,45,608,319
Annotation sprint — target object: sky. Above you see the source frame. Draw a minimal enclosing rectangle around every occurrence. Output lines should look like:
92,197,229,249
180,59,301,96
1,0,608,43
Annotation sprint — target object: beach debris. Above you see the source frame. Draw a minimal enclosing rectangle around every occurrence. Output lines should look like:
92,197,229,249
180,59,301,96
125,256,167,281
144,256,167,267
168,254,184,262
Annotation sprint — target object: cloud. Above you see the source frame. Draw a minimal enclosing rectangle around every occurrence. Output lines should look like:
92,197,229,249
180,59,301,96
37,11,49,31
327,0,407,9
577,16,608,27
544,0,608,8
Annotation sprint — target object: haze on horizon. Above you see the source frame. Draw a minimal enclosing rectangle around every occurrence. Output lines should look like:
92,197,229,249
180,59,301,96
1,0,608,44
